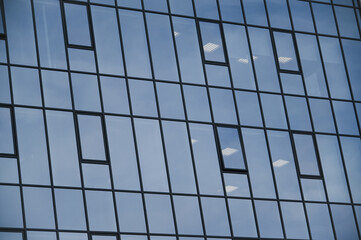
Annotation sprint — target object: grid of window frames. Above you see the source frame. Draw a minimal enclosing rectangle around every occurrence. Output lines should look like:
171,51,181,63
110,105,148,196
0,0,361,239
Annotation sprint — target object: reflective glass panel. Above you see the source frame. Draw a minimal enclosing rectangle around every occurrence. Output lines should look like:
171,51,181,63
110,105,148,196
235,91,262,127
27,232,56,240
210,88,237,124
254,200,283,239
68,48,96,73
144,0,168,12
335,6,359,39
333,100,359,135
117,0,141,9
42,70,72,109
0,158,18,184
273,31,299,71
228,199,257,238
285,96,311,131
145,194,175,234
0,66,10,104
0,108,14,154
59,233,88,240
201,197,230,236
224,173,250,197
289,0,314,33
200,22,225,62
169,0,193,16
129,79,158,117
267,0,291,29
312,3,337,35
64,3,91,46
100,76,129,115
0,232,22,240
306,203,334,239
261,93,287,129
331,204,359,239
219,0,243,23
205,64,231,87
183,86,211,122
71,73,101,112
242,0,267,26
342,39,361,100
0,186,23,228
173,196,203,235
301,178,326,202
309,98,336,133
280,73,304,95
281,202,309,239
293,133,320,176
156,83,185,119
194,0,219,19
82,163,111,189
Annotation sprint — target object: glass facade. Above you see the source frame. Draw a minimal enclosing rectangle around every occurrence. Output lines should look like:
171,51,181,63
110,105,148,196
0,0,361,239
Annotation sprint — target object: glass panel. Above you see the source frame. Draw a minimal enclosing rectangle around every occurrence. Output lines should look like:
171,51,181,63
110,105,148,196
64,3,91,46
280,202,309,239
183,86,211,122
205,64,231,87
201,197,230,236
194,0,219,19
42,70,72,109
254,200,283,239
306,203,334,240
116,192,146,233
249,28,280,92
355,206,361,235
46,110,81,187
200,22,225,62
189,124,224,195
134,119,169,192
301,178,326,202
54,189,86,230
261,93,287,129
4,0,37,66
145,194,175,234
280,73,304,95
331,204,359,239
209,88,237,124
273,31,299,71
91,0,114,5
23,187,55,229
242,128,276,198
82,163,111,189
242,0,267,26
0,66,10,104
71,73,101,112
173,17,205,84
235,91,262,127
224,173,250,197
77,115,106,161
105,116,140,190
293,133,320,176
156,83,185,119
121,236,147,240
285,96,312,131
117,0,141,9
0,158,18,184
267,0,291,29
216,127,245,171
118,10,151,78
162,121,197,194
15,108,50,185
0,186,23,228
129,79,158,117
169,0,193,16
335,6,359,38
173,196,203,235
342,39,361,100
309,98,336,133
34,0,66,69
11,67,42,107
146,13,178,81
0,108,14,154
100,76,129,115
333,100,359,135
312,3,337,35
144,0,168,12
27,232,56,240
219,0,243,23
86,190,117,231
92,236,116,240
91,6,124,76
59,233,88,240
68,48,96,73
228,199,257,238
0,232,22,240
289,0,314,33
0,40,7,63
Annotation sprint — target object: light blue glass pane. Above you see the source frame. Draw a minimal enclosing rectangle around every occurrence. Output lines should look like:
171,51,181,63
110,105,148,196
261,94,287,129
0,158,18,184
71,73,101,112
59,233,88,240
280,73,304,95
309,98,336,133
42,70,72,109
273,32,298,71
172,17,205,84
333,101,359,135
116,192,146,233
205,64,231,87
243,0,267,26
357,103,361,129
46,111,81,187
34,0,67,69
169,0,193,16
355,206,361,235
68,48,96,73
317,135,350,203
0,66,10,104
105,116,140,190
0,108,14,154
319,37,351,100
189,124,224,195
285,96,312,131
293,134,320,176
334,0,353,6
0,232,22,240
335,6,359,38
121,236,147,240
249,28,280,92
27,231,56,240
78,115,106,161
267,0,291,29
92,6,124,76
301,179,326,202
267,131,301,200
129,79,158,117
289,0,314,33
183,86,211,122
119,10,151,78
144,0,168,12
224,173,250,197
145,194,175,234
0,186,23,228
157,83,185,119
117,0,141,8
173,196,203,235
235,91,262,127
146,13,178,81
281,202,309,239
11,67,42,107
210,88,237,124
331,204,358,239
255,200,283,238
312,3,337,35
194,0,219,19
0,40,6,63
224,24,255,90
0,9,3,34
4,0,37,66
92,236,117,240
228,199,257,238
134,119,169,192
162,121,197,194
15,108,50,185
200,22,225,62
100,76,129,114
64,3,91,46
306,203,334,239
201,197,230,236
86,191,117,231
23,187,55,229
342,39,361,100
82,163,111,189
55,189,86,230
340,137,361,203
242,128,275,198
219,0,243,23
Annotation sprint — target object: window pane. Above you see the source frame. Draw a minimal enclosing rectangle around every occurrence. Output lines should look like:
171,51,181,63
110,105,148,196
157,83,185,119
119,10,151,78
144,0,168,12
333,100,359,135
145,194,175,234
280,73,304,95
289,0,314,33
169,0,193,16
242,0,267,26
301,178,326,202
71,73,101,112
68,48,96,73
267,0,291,29
0,232,22,240
0,66,10,104
281,202,309,239
285,96,311,131
100,76,129,115
235,91,262,127
210,88,237,124
42,70,72,109
261,93,287,129
216,127,245,171
4,0,37,66
0,186,23,228
64,3,91,46
273,31,299,71
129,79,158,117
293,133,320,176
82,163,111,189
219,0,243,23
342,39,361,101
201,197,230,236
254,200,283,239
46,110,81,187
183,86,211,122
306,203,334,239
55,189,86,230
0,158,18,184
194,0,219,19
173,196,203,235
224,173,250,197
200,22,225,62
59,233,88,240
117,0,141,9
0,108,14,155
309,98,336,133
92,6,124,76
331,204,359,239
205,64,231,87
228,199,257,238
312,3,337,35
335,6,359,39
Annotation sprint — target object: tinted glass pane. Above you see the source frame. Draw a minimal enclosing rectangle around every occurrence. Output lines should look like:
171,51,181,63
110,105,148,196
0,108,14,154
205,64,231,87
64,3,91,46
0,232,22,240
254,200,283,238
335,6,359,38
78,115,106,161
281,202,309,239
71,73,101,112
210,88,237,124
0,40,7,63
144,0,167,12
200,22,225,62
306,203,334,239
157,83,185,119
117,0,141,9
68,48,96,73
42,70,72,109
59,233,87,240
228,199,257,238
285,96,311,131
0,158,18,184
301,178,326,202
27,232,54,240
273,31,299,71
219,0,243,23
289,0,314,33
100,76,129,115
183,86,211,122
145,194,175,234
224,173,250,197
280,73,304,95
201,197,230,236
194,0,219,19
0,186,23,228
309,98,336,133
312,3,337,35
235,91,262,127
169,0,193,16
261,94,287,129
82,163,111,189
129,79,158,117
342,39,361,100
293,134,320,176
173,196,203,235
333,100,359,135
0,66,10,104
267,0,291,29
242,0,267,26
331,204,359,239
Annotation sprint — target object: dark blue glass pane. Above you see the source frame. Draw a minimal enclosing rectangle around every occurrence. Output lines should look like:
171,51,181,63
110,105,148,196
64,3,91,46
